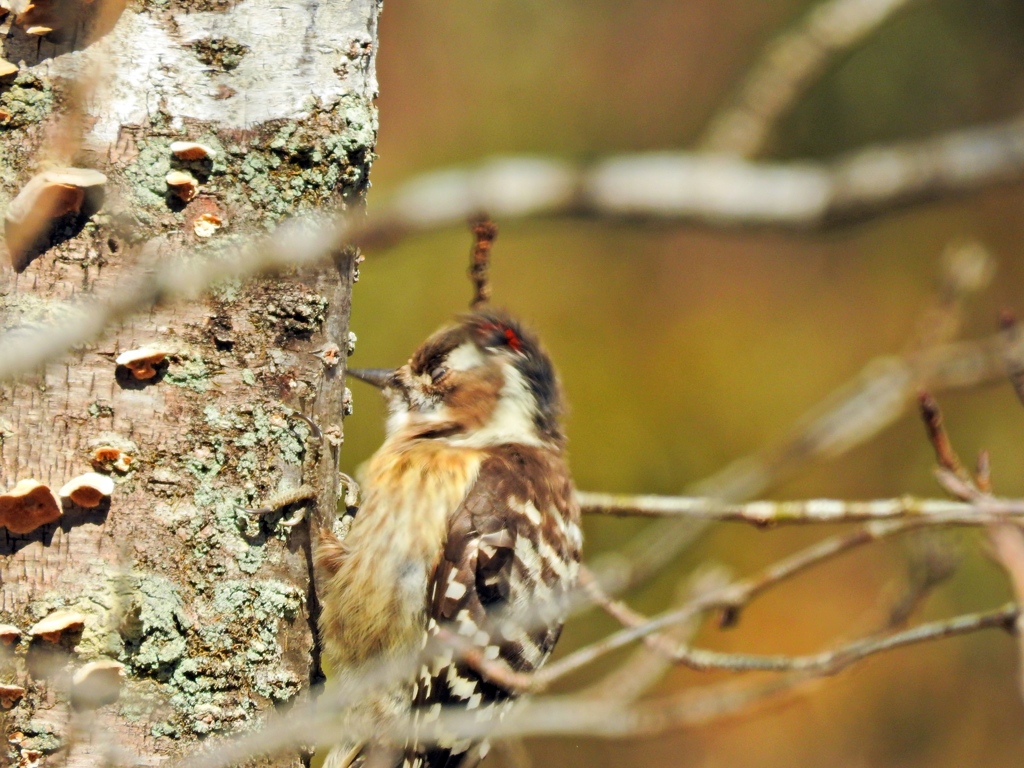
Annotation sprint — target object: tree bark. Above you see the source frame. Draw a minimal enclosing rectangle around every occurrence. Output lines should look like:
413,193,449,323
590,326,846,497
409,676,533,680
0,0,379,764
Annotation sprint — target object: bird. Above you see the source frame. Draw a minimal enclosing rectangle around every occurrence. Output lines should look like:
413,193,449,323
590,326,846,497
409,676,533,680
313,308,582,768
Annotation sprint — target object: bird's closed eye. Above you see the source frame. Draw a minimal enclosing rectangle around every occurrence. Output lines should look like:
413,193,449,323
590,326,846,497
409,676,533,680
430,366,448,383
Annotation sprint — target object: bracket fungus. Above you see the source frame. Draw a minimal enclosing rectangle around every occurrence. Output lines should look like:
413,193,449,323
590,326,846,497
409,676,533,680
115,346,167,380
0,480,61,533
91,446,132,474
0,59,17,78
71,659,124,709
28,611,86,643
165,170,198,202
193,212,222,238
169,141,216,161
58,473,114,508
0,684,25,709
4,167,107,272
0,625,21,646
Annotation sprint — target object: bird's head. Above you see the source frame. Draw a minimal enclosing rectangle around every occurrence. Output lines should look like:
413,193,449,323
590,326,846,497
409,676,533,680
348,310,564,448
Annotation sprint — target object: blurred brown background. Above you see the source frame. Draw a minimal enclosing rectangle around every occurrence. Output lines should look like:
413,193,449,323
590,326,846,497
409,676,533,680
344,2,1024,765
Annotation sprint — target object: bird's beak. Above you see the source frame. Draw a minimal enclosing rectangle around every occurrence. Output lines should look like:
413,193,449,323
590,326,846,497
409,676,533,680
347,367,397,390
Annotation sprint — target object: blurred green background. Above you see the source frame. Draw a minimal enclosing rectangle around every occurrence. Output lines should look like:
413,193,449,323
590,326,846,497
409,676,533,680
343,1,1024,765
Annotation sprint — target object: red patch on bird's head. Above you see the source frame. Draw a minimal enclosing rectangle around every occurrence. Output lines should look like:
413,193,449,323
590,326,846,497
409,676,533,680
476,321,523,353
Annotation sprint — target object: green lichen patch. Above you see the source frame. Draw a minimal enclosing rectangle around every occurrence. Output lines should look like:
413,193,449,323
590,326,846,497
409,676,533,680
222,94,377,223
87,401,115,418
189,36,250,71
176,402,311,574
18,718,61,753
0,293,78,334
19,567,304,739
118,574,190,681
0,71,54,130
164,579,302,735
164,355,212,393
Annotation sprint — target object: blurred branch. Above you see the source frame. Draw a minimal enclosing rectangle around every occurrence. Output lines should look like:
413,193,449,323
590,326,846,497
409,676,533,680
691,332,1005,502
0,216,354,382
1000,310,1024,407
1,132,1014,384
908,240,995,351
699,0,924,157
381,115,1024,232
581,328,1004,598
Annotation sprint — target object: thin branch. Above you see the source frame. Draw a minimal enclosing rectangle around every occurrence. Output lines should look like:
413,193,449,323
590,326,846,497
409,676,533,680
917,391,968,479
988,526,1024,700
884,533,959,628
535,517,933,688
579,330,1006,600
577,491,1024,525
394,605,1021,743
583,568,727,702
578,567,680,658
165,596,1021,766
662,603,1017,674
468,214,497,309
915,392,1024,708
700,0,924,157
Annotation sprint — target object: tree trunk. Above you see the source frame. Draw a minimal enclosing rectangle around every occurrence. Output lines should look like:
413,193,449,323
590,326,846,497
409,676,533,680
0,0,379,764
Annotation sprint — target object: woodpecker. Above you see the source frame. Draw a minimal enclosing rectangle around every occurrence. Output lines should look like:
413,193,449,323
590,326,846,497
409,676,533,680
314,309,581,768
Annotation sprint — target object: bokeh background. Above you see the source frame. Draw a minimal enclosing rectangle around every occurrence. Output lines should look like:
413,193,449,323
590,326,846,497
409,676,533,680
344,2,1024,765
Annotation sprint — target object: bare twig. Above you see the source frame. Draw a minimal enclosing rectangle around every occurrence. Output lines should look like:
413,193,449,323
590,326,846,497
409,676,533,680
580,331,1006,600
468,215,498,309
410,604,1020,741
578,567,680,658
584,568,727,702
164,596,1020,768
989,526,1024,702
917,391,967,478
536,517,934,688
700,0,924,157
577,491,1024,525
916,393,1024,706
433,627,534,694
664,603,1016,674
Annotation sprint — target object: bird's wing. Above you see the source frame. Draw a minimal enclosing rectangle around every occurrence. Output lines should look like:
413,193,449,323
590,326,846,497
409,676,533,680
405,444,581,768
